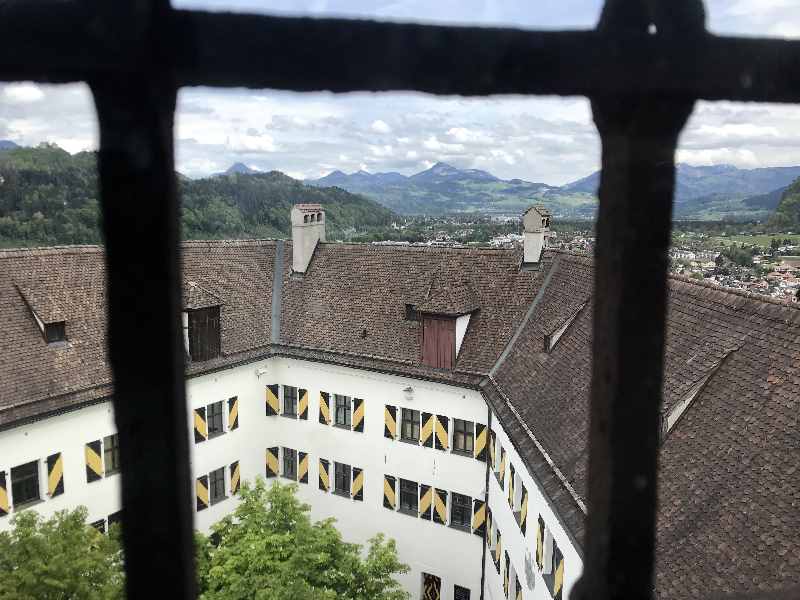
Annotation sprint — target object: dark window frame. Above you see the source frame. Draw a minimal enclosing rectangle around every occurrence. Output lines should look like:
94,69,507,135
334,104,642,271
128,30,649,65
450,492,471,529
207,400,225,437
209,467,226,505
283,385,298,416
187,306,221,362
400,408,420,442
453,419,474,454
334,462,351,496
454,585,471,600
11,460,40,508
334,394,351,427
283,447,297,480
104,433,122,474
44,321,66,344
399,478,418,513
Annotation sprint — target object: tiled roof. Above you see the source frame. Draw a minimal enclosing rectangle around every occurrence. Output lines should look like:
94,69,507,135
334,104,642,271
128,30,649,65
0,240,798,598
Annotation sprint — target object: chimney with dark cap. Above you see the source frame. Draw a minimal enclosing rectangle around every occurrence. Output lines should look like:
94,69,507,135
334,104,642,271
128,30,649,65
291,204,326,273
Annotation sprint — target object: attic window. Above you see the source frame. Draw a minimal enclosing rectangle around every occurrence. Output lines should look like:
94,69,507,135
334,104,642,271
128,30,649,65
404,304,419,321
544,302,587,353
187,306,221,362
45,321,66,344
422,315,455,369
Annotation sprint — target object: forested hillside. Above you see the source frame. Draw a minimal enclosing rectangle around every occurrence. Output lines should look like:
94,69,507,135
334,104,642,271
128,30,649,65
0,144,396,248
769,176,800,229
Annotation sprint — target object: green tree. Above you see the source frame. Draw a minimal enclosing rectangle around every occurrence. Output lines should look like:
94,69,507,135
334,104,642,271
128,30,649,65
0,507,125,600
196,479,409,600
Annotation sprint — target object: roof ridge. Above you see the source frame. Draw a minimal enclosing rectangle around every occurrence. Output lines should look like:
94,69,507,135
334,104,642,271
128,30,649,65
0,244,104,257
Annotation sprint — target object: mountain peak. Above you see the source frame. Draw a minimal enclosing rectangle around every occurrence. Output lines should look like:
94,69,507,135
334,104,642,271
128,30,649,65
226,162,259,175
0,140,20,151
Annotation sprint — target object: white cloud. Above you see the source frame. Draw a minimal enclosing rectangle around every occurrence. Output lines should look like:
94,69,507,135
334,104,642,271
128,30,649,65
677,148,760,168
371,119,392,134
2,83,45,104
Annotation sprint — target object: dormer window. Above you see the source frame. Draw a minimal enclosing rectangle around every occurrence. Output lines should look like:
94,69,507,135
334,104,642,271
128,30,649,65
45,321,66,344
186,306,221,362
422,315,455,369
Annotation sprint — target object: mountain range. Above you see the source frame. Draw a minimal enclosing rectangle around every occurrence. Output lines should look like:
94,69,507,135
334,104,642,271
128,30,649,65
307,161,800,220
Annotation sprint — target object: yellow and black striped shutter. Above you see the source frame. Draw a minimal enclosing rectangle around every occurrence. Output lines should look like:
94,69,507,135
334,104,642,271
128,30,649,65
519,484,529,534
435,414,449,450
319,392,331,425
383,474,396,509
489,429,496,467
230,460,240,495
266,384,280,416
319,458,330,491
498,447,507,489
266,446,279,478
298,388,309,420
422,573,441,600
503,550,510,597
553,544,564,600
196,475,209,511
508,464,515,508
433,488,448,524
351,467,363,501
495,529,502,573
474,423,487,461
472,498,486,537
535,515,545,570
0,472,9,517
194,406,207,443
419,483,432,519
47,452,64,497
298,452,309,484
515,575,522,600
228,397,239,430
85,440,103,482
486,506,493,547
384,405,396,439
352,398,364,432
421,412,434,447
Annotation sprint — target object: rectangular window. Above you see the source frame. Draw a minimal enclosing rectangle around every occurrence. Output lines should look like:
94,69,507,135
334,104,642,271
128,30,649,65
283,448,297,480
103,434,121,474
334,395,351,427
399,479,418,513
454,585,471,600
334,462,351,495
90,519,106,534
209,467,226,504
283,386,298,416
207,401,224,437
451,492,472,529
453,419,474,454
108,511,122,529
401,408,420,442
11,461,40,507
188,306,221,362
422,316,455,368
45,321,66,344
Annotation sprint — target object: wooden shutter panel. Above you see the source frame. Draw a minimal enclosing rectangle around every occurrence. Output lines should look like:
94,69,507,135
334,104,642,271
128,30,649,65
489,429,496,467
298,388,309,420
433,488,448,524
266,384,279,416
474,423,487,461
536,515,545,570
508,464,516,508
519,485,529,534
472,498,486,536
419,484,432,519
318,458,330,491
194,406,207,443
553,544,565,600
351,467,363,501
383,475,396,509
0,472,9,517
47,452,64,497
298,452,309,484
228,397,239,430
495,530,502,573
498,448,507,489
85,440,103,482
515,575,522,600
504,550,510,597
352,398,364,432
422,573,442,600
230,461,240,495
486,506,493,546
420,412,434,447
319,392,331,425
435,415,449,450
265,447,279,478
196,475,209,511
384,405,396,439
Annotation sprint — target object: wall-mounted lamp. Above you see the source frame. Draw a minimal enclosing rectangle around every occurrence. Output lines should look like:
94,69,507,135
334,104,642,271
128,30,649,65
403,386,414,402
255,367,268,378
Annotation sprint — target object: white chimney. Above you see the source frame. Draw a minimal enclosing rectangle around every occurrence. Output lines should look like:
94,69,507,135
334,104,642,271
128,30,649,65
291,204,326,273
522,205,552,265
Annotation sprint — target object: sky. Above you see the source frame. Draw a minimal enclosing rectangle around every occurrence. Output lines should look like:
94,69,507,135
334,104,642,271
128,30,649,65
2,0,800,185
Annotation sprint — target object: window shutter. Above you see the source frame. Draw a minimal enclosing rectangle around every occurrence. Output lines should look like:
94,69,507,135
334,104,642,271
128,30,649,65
472,498,486,537
46,452,64,497
515,575,522,600
230,461,240,495
422,573,442,600
193,407,207,443
508,464,515,508
0,472,8,517
228,397,239,430
351,467,363,501
433,488,448,524
298,452,309,484
420,412,434,447
384,405,396,439
519,485,529,534
85,440,103,482
298,388,309,420
419,483,432,519
489,429,496,467
474,423,487,461
435,415,449,450
495,530,502,573
196,475,209,511
352,398,364,432
266,384,280,416
553,545,565,600
503,550,510,597
486,506,493,547
319,392,331,425
498,448,506,489
383,475,396,509
318,458,330,491
536,515,545,570
266,447,279,478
